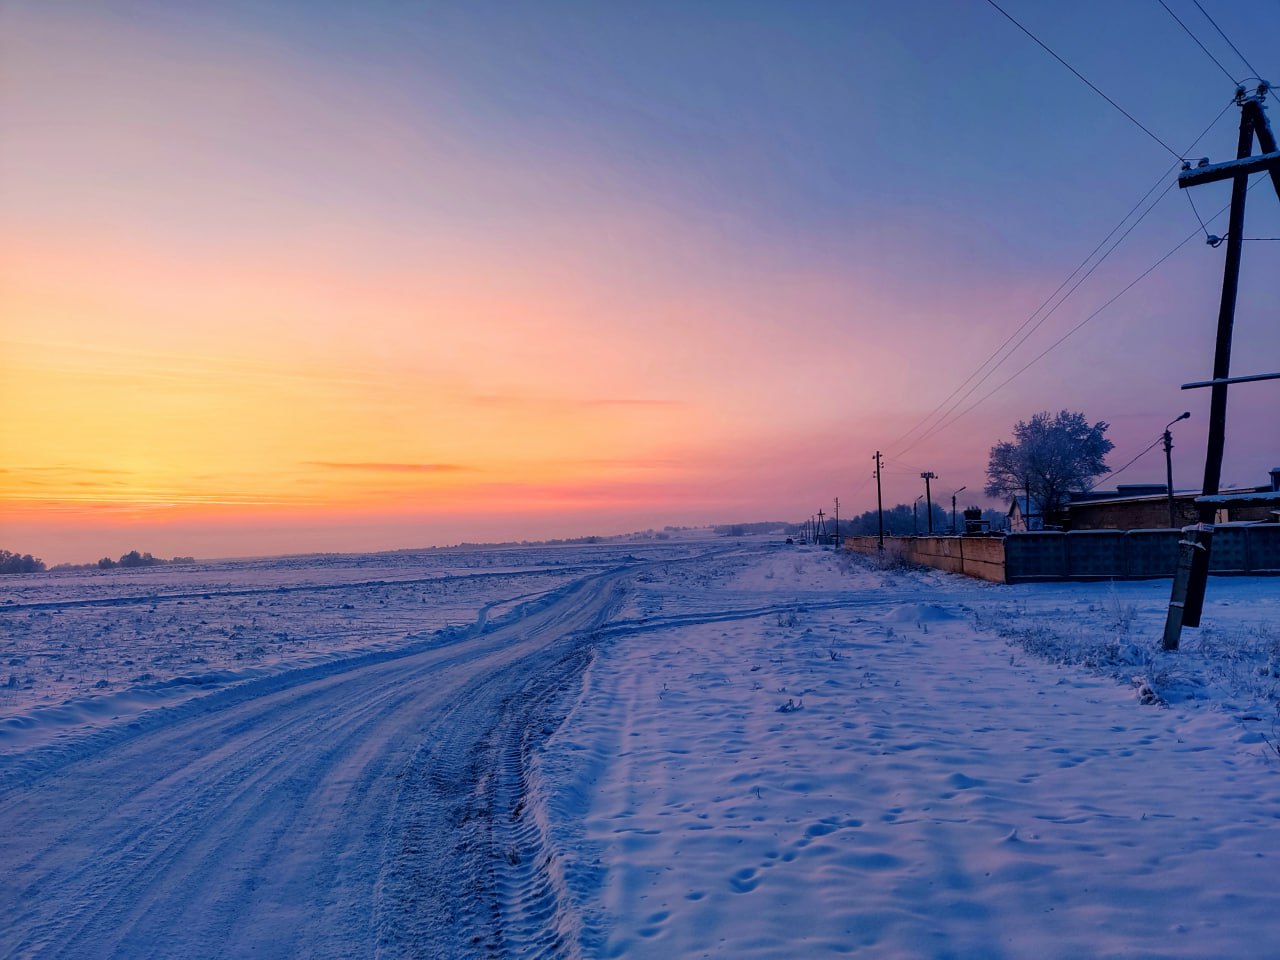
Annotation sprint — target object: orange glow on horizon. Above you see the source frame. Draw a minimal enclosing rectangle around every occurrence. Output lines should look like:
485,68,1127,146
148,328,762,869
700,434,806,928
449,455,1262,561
1,4,1067,566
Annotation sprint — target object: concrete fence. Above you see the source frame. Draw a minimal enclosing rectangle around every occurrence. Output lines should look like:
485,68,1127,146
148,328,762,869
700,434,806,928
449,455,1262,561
843,524,1280,583
842,535,1007,583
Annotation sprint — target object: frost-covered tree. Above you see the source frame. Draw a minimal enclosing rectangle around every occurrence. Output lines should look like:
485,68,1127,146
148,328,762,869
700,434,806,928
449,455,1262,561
984,410,1113,519
0,549,46,574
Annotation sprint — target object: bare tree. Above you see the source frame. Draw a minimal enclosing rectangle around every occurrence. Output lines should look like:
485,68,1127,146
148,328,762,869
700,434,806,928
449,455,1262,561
985,410,1113,520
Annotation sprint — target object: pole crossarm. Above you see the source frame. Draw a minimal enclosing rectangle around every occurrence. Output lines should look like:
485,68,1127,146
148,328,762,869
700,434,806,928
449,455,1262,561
1181,371,1280,390
1178,149,1280,188
1180,99,1280,201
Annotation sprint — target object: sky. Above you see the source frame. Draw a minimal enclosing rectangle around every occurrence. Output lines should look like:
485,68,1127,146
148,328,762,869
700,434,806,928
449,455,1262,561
2,0,1278,564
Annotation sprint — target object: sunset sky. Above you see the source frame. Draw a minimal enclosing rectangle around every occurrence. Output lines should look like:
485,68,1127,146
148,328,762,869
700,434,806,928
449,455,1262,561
3,0,1278,564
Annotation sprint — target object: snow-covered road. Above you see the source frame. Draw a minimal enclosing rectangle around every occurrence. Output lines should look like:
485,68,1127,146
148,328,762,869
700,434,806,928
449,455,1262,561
0,552,651,959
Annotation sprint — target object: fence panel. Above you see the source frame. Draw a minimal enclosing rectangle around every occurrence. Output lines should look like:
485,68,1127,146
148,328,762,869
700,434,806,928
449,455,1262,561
1004,533,1067,581
1246,525,1280,572
1125,529,1181,578
1209,527,1250,573
1065,530,1127,578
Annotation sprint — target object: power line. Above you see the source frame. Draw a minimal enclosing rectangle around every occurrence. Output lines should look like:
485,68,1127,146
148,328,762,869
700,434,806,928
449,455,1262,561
1185,187,1212,240
881,454,930,473
890,100,1233,458
896,179,1172,460
1156,0,1238,85
892,101,1234,459
1085,435,1164,491
1191,0,1263,80
983,0,1182,160
925,230,1200,440
890,170,1172,454
895,177,1176,458
915,177,1265,442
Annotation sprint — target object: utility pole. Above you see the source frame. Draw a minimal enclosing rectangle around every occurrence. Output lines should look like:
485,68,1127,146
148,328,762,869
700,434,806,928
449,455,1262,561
873,452,885,550
816,509,827,543
920,472,936,535
1163,82,1280,650
1163,412,1190,529
833,497,840,547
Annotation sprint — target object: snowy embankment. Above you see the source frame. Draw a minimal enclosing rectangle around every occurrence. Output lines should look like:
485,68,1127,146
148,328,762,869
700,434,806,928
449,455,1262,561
529,546,1280,958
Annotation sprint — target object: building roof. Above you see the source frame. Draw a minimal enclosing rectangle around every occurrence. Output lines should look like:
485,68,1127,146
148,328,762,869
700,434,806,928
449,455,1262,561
1069,484,1268,509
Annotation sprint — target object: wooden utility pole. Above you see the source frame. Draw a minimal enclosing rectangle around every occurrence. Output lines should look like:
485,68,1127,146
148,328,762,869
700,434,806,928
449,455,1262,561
920,472,936,535
834,497,840,546
874,452,885,550
1163,83,1280,650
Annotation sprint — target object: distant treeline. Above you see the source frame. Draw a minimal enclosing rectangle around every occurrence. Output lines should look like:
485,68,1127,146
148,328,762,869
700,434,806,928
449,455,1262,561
715,506,1009,541
419,526,699,551
0,549,47,574
50,551,197,572
714,522,802,537
840,504,1007,536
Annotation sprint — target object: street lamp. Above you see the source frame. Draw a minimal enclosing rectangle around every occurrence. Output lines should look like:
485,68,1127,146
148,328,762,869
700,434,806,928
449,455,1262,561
951,486,967,535
1164,412,1191,528
913,495,924,536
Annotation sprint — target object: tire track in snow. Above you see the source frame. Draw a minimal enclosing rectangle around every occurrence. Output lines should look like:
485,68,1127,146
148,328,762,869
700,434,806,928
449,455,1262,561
0,561,642,959
0,564,608,614
591,592,939,641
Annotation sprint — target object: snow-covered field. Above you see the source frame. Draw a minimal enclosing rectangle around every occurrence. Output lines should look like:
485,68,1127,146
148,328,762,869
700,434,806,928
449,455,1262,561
2,538,1278,958
0,543,683,752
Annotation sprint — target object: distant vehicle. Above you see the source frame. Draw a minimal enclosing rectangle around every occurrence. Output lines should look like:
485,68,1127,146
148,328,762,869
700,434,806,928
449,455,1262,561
785,537,795,545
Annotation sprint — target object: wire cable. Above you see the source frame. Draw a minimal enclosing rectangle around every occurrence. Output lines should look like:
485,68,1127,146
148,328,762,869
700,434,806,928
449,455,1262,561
1185,187,1212,240
890,168,1174,454
983,0,1182,159
913,176,1265,444
1156,0,1239,85
924,232,1199,443
895,176,1177,458
1084,435,1165,491
1191,0,1263,81
889,99,1233,458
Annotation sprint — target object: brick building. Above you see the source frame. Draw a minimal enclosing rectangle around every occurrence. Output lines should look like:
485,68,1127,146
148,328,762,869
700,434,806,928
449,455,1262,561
1067,469,1280,530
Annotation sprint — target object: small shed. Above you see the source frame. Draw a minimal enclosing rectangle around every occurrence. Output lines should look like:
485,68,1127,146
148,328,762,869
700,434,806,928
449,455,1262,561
1007,495,1045,532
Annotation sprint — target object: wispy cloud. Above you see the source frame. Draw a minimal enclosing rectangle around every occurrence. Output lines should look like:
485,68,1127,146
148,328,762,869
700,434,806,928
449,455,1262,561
584,398,682,408
11,466,132,475
563,458,682,469
470,393,681,409
3,466,133,488
305,461,471,473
